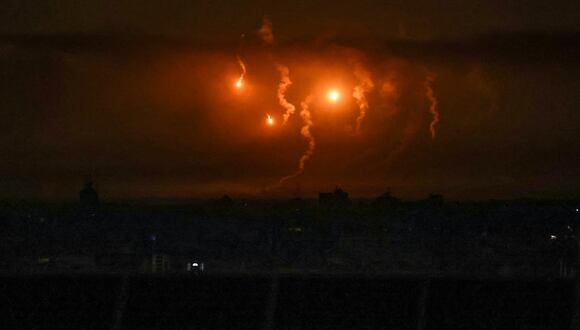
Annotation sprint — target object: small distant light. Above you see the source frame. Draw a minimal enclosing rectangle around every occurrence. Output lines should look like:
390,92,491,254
150,235,157,241
576,208,579,212
550,235,557,240
192,262,199,267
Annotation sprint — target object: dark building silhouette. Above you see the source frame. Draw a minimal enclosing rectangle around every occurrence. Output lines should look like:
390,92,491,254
319,187,351,210
216,194,234,208
79,181,99,209
423,193,444,208
372,191,401,209
289,197,306,211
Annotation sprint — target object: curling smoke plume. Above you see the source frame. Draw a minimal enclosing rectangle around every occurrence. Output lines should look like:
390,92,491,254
276,65,296,124
260,19,295,125
352,64,374,134
257,16,274,44
279,95,315,184
235,55,246,87
425,74,439,139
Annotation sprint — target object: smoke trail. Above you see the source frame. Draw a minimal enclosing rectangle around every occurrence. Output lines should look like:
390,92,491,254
257,18,295,124
235,55,247,88
352,64,374,134
257,16,274,44
256,18,297,125
279,95,315,184
276,64,296,124
425,75,439,139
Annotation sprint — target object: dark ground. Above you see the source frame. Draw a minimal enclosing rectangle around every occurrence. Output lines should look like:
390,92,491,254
0,275,574,329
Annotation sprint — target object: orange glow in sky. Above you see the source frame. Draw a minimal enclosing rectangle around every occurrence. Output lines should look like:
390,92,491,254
327,89,340,102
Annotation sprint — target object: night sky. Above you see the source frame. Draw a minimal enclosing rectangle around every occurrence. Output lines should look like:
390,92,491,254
0,1,579,199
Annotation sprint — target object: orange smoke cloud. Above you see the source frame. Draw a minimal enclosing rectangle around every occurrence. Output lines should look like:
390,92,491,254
380,81,396,97
353,64,374,134
235,55,246,88
425,74,439,139
276,64,296,124
257,16,274,44
280,95,315,184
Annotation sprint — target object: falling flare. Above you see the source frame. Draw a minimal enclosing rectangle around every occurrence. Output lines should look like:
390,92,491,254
280,95,315,184
353,65,374,134
267,114,274,125
327,90,340,103
276,65,296,124
235,55,246,89
425,75,439,139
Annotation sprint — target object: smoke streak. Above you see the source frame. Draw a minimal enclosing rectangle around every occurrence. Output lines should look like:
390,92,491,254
352,64,374,134
258,18,295,124
257,16,274,44
276,64,296,124
279,95,315,184
425,75,439,139
235,55,246,87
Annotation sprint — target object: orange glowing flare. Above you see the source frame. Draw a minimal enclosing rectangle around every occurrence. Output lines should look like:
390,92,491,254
327,89,340,102
267,114,274,125
235,55,246,89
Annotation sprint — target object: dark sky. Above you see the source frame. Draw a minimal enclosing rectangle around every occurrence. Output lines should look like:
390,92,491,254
1,0,579,40
0,1,579,200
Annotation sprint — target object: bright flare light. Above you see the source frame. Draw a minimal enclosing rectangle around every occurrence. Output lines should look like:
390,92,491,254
235,55,246,89
267,114,274,125
327,89,340,102
235,79,243,89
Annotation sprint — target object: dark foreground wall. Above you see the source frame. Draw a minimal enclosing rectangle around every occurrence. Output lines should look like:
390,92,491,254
0,275,574,329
